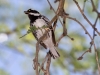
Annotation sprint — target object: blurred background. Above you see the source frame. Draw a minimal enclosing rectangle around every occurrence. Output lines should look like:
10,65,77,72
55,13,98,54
0,0,100,75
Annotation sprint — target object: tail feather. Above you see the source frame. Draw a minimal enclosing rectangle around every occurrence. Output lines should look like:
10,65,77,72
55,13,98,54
49,48,60,59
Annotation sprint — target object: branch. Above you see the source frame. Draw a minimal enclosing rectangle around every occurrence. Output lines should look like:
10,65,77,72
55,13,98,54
94,44,100,75
66,16,93,40
66,16,94,59
91,0,98,13
45,53,51,75
47,0,73,45
73,0,100,36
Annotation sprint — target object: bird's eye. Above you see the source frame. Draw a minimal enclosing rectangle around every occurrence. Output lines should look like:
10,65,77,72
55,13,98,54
28,9,31,12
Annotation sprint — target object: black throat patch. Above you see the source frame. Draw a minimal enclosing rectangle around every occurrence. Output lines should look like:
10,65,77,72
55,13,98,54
28,15,41,23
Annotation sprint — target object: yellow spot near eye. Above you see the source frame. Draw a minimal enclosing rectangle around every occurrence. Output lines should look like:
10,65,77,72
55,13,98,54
28,9,31,12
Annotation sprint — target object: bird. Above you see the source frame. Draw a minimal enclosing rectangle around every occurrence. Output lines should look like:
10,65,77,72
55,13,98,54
24,9,60,59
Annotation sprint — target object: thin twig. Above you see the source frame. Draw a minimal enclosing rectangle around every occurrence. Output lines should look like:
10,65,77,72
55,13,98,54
77,49,90,60
39,53,49,73
35,41,40,75
67,16,93,40
47,0,63,26
56,17,67,46
66,16,93,58
46,53,51,75
91,1,100,73
91,0,98,13
82,0,86,12
94,44,100,75
73,0,100,36
47,0,72,43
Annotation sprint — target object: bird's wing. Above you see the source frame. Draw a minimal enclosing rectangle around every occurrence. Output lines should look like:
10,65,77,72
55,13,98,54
50,27,56,46
42,15,56,46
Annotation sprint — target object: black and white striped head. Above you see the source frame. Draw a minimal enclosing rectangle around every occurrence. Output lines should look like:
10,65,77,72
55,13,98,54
24,9,41,16
24,9,41,21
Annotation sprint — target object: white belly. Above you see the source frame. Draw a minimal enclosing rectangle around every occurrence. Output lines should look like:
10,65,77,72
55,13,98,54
31,19,48,39
34,19,47,27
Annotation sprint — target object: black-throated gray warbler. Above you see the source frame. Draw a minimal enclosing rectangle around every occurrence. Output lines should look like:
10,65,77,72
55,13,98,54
24,9,60,59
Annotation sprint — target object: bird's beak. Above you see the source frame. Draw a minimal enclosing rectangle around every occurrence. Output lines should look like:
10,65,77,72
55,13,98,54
24,11,29,14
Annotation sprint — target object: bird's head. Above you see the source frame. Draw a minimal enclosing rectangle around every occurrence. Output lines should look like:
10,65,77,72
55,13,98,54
24,9,40,16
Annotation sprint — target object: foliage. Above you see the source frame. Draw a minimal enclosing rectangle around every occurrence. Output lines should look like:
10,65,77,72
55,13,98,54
20,25,48,38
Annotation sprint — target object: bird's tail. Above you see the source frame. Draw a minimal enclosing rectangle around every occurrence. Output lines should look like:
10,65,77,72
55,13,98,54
49,47,60,59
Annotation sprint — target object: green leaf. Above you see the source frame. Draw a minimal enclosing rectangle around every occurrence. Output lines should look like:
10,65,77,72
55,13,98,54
20,25,48,38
